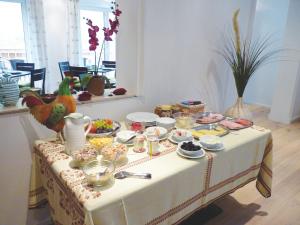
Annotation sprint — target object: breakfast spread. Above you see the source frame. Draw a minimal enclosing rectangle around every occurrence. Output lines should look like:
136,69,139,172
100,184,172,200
65,109,253,188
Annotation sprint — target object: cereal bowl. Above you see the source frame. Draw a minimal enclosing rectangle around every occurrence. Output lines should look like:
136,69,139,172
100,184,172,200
83,160,115,187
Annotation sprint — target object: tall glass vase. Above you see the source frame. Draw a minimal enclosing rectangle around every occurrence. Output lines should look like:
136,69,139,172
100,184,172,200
225,97,252,119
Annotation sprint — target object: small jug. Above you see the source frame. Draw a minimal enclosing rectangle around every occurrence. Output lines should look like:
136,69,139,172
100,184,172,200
64,113,92,155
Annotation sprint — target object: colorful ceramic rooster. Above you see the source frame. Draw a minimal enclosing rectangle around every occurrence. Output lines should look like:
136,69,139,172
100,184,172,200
21,78,76,141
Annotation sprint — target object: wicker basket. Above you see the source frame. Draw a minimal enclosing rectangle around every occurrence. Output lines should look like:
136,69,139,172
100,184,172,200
176,102,205,114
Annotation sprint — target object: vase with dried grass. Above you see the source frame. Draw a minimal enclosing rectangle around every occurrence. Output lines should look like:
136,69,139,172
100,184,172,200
219,9,279,119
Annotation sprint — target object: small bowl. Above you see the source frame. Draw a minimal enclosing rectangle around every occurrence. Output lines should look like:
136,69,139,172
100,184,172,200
172,129,193,142
101,143,128,162
71,148,98,168
178,141,203,156
155,117,176,130
89,137,114,152
173,112,195,129
145,126,168,138
199,135,223,149
83,160,115,187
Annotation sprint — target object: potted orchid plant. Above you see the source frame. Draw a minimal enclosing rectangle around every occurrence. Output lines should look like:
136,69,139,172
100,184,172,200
85,1,121,96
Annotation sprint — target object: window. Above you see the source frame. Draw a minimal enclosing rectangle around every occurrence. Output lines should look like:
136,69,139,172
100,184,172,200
0,0,26,63
79,1,116,82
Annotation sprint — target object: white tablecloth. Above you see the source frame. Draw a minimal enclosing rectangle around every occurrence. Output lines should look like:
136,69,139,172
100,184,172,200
29,126,272,225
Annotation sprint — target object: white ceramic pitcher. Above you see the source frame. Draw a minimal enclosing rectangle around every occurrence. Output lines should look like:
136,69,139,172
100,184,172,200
64,113,92,155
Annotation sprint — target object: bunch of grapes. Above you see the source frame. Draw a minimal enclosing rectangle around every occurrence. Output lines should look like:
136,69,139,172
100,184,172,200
93,119,113,133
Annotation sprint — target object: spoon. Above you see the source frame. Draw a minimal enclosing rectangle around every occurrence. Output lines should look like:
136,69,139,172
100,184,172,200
114,171,152,179
123,134,137,143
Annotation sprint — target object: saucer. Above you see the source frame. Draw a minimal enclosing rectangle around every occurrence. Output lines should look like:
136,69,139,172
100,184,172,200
176,148,205,159
199,143,225,152
168,135,193,144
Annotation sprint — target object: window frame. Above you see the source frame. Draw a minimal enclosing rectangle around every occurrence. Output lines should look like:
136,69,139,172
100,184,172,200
0,0,27,61
79,2,114,65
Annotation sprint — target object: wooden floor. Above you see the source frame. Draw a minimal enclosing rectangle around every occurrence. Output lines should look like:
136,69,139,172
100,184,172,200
181,105,300,225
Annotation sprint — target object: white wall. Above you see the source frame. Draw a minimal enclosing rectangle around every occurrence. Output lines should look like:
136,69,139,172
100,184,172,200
0,1,258,224
244,0,289,107
269,0,300,123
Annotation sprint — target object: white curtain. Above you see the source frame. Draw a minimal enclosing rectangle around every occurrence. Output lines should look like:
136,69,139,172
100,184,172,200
24,0,49,91
66,0,80,66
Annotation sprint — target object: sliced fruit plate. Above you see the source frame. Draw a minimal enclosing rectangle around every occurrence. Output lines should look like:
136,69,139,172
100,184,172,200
194,112,225,124
219,118,253,130
87,119,121,137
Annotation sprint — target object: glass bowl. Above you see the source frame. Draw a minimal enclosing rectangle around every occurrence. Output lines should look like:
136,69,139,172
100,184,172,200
101,143,128,166
71,148,98,168
83,160,115,187
173,112,195,129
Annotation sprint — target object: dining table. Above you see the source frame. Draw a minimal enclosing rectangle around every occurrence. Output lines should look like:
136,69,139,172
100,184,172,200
0,70,31,78
28,122,272,225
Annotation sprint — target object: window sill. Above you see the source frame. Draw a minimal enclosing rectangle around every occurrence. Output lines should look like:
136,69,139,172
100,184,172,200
0,92,137,116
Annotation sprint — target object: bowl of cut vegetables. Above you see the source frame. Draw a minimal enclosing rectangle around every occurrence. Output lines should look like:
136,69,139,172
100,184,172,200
87,119,121,137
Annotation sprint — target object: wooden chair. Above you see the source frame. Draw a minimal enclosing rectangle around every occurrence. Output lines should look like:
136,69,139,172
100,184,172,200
102,61,116,68
16,62,35,71
58,61,70,80
69,66,88,78
30,68,46,95
102,61,116,88
10,59,24,70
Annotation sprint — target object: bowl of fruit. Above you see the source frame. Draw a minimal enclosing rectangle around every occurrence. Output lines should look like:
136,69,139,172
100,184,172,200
178,141,203,157
87,119,121,137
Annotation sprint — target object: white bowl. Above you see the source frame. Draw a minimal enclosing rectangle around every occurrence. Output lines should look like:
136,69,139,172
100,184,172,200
145,126,168,138
172,129,192,142
116,130,136,143
155,117,176,130
199,135,222,149
178,141,202,156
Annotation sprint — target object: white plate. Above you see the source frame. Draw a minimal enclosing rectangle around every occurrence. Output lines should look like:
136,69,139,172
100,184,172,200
199,143,225,152
116,137,134,146
168,135,193,144
176,148,206,159
116,130,136,142
126,112,159,124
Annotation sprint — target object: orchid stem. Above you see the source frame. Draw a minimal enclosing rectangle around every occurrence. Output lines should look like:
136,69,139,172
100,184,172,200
96,40,105,76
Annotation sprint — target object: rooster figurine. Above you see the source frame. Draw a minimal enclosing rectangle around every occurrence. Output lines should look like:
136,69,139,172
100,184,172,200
21,77,76,142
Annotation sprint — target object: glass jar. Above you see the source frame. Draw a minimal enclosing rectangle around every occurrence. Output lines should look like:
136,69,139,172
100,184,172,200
133,134,146,153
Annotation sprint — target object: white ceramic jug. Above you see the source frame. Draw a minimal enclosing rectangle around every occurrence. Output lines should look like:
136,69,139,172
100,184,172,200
64,113,92,155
